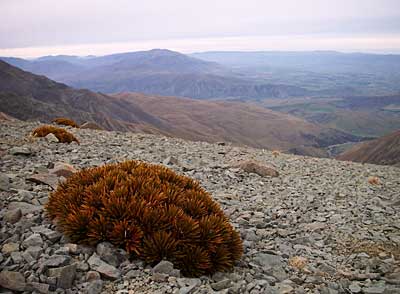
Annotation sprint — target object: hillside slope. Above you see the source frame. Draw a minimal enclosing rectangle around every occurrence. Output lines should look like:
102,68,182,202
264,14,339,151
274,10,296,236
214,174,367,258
113,92,360,150
337,129,400,166
0,120,399,293
0,60,361,150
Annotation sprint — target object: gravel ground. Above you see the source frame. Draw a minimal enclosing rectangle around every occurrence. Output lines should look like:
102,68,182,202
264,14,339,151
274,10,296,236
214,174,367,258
1,120,399,294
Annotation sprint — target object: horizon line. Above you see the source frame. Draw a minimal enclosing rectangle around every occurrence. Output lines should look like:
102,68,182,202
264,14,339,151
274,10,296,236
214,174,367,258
1,34,400,58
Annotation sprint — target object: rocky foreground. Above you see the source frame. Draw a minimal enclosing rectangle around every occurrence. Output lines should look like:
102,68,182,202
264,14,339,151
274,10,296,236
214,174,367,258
0,120,399,294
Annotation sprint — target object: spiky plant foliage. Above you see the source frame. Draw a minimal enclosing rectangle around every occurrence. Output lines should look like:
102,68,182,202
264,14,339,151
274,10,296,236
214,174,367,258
53,118,79,128
32,125,79,144
46,160,242,276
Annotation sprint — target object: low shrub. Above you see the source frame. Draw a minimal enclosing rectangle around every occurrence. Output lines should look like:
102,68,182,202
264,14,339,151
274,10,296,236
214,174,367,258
53,118,79,128
46,160,243,276
368,176,380,185
32,125,79,144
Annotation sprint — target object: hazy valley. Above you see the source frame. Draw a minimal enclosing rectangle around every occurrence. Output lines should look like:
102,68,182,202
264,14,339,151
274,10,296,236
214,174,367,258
1,49,400,163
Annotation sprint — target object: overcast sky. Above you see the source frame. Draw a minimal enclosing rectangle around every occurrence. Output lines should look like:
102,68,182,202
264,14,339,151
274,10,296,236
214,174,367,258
1,0,400,57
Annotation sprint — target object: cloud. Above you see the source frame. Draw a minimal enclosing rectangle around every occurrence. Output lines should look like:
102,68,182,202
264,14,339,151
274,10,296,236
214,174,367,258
1,0,400,53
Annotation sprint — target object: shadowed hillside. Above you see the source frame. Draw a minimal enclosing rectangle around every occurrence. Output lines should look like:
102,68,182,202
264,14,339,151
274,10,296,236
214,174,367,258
0,60,361,150
337,130,400,166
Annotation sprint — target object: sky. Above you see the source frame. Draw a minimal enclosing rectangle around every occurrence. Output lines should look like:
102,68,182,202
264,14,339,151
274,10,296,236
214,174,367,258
1,0,400,57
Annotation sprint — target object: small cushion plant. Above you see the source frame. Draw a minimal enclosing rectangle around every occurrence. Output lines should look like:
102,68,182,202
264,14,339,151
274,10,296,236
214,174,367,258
45,160,243,276
53,117,79,128
32,125,79,144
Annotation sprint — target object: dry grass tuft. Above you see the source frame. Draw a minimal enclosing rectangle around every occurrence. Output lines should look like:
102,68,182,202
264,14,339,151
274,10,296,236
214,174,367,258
289,256,308,270
272,150,281,158
32,125,79,144
53,118,79,128
45,160,243,277
368,176,381,185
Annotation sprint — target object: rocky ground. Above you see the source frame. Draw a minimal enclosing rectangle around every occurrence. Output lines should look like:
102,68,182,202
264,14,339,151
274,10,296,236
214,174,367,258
0,120,399,294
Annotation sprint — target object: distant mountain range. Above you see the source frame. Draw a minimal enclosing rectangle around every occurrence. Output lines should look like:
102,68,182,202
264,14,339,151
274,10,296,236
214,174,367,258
0,60,361,151
337,130,400,166
192,51,400,96
0,49,310,99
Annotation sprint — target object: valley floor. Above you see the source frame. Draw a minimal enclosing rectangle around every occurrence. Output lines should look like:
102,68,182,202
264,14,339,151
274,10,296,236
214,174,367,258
1,121,399,294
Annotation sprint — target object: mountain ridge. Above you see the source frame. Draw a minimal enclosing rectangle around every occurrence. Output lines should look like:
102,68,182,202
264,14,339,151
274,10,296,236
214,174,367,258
0,60,361,151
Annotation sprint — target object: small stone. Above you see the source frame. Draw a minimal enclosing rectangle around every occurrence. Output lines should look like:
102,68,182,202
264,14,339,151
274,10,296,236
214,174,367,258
9,146,31,156
152,260,175,275
3,208,22,224
236,160,279,177
42,255,71,267
163,156,179,165
45,133,59,143
125,270,142,279
47,263,77,289
23,233,43,248
8,201,42,214
211,279,232,291
152,272,169,282
64,243,79,254
86,271,101,282
0,173,11,191
349,283,362,293
1,242,20,255
11,251,23,263
253,253,283,268
0,270,26,291
86,280,103,294
96,242,125,267
32,226,62,242
25,246,43,259
88,253,121,280
27,173,60,190
363,286,386,294
49,162,77,178
276,283,294,294
30,282,50,294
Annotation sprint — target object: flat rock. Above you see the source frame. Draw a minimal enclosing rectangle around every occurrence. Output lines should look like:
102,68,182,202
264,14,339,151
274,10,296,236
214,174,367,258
1,242,20,255
22,233,43,248
88,253,121,280
211,279,231,291
42,254,71,267
27,173,60,190
8,201,42,214
96,242,126,267
152,260,175,275
0,270,26,291
3,208,22,224
31,225,62,242
49,162,77,178
9,146,31,156
45,133,59,143
47,263,76,289
0,173,11,191
86,279,103,294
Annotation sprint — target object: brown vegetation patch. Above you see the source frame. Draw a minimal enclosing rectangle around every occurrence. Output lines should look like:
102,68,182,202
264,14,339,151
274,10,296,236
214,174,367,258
368,176,381,185
45,160,243,277
32,125,79,144
337,238,400,260
53,118,79,128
